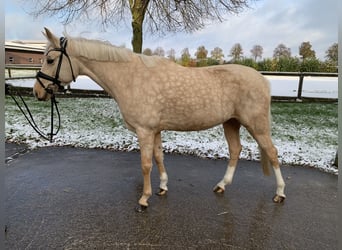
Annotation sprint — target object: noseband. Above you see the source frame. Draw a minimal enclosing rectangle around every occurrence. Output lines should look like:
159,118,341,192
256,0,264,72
36,37,76,94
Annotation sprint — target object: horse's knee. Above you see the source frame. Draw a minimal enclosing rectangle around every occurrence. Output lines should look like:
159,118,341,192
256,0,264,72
141,164,152,175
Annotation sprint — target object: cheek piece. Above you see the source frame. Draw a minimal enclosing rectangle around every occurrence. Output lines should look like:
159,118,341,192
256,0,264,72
36,37,76,95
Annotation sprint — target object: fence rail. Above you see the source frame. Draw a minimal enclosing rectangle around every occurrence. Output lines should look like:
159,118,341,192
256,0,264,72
5,64,42,69
259,71,338,77
5,64,41,78
259,71,338,101
5,65,338,101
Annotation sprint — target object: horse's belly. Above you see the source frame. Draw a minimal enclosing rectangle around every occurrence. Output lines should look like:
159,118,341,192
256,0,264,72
159,109,226,131
158,91,235,131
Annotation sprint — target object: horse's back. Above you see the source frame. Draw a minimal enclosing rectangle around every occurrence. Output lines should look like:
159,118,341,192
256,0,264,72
155,63,270,131
204,63,271,108
206,64,269,92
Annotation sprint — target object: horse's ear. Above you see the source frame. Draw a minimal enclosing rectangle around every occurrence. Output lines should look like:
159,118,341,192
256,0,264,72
43,27,60,48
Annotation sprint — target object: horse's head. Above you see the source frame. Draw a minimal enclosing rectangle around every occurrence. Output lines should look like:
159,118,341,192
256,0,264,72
33,28,77,101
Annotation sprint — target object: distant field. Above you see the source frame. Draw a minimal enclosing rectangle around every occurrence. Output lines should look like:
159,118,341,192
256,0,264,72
5,96,338,174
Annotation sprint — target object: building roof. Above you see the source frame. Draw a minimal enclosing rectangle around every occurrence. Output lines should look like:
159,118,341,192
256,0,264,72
5,40,46,52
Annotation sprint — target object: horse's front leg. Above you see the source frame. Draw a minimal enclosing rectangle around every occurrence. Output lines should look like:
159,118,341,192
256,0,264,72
136,129,155,212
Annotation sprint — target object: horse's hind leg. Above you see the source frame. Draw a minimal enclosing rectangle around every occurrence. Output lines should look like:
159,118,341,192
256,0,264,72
154,132,168,196
214,119,242,193
248,127,286,203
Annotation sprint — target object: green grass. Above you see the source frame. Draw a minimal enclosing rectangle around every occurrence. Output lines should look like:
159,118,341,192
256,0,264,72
272,102,337,128
271,102,338,146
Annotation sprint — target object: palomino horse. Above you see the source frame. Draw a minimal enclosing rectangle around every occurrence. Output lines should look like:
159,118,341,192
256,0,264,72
34,28,286,211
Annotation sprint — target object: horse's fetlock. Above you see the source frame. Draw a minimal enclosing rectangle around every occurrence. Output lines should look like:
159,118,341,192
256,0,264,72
223,176,232,185
160,172,168,182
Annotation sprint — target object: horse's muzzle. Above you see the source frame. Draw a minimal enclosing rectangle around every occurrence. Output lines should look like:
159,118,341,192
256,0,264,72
33,82,50,101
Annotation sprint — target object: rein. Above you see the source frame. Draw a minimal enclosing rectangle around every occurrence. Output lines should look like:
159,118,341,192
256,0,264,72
6,36,75,143
6,83,61,142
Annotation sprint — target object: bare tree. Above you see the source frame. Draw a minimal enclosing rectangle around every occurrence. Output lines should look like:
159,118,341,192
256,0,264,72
195,45,208,60
153,46,165,57
229,43,243,61
142,48,153,56
211,47,224,61
29,0,252,53
167,48,176,61
299,41,316,60
325,43,338,63
180,47,191,66
250,44,263,61
273,44,291,59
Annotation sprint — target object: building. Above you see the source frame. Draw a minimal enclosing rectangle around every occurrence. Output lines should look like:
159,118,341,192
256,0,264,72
5,40,46,65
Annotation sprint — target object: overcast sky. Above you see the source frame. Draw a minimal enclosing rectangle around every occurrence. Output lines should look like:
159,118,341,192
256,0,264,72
5,0,338,60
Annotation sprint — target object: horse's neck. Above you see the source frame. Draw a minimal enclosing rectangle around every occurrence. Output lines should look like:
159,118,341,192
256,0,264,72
77,57,137,100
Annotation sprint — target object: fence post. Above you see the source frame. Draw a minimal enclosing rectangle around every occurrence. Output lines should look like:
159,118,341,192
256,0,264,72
333,150,338,168
296,73,304,101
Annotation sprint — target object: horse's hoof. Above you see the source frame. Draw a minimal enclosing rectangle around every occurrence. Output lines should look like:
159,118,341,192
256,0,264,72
213,186,225,194
156,188,167,196
135,205,148,213
273,194,285,203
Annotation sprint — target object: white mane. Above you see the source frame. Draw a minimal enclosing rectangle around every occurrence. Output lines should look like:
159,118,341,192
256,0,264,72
66,37,133,62
137,54,168,68
47,35,170,67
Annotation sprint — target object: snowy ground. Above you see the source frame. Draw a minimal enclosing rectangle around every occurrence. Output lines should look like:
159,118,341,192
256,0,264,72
5,95,338,175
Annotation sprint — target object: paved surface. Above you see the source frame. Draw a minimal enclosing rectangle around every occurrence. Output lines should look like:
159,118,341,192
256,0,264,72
5,143,337,249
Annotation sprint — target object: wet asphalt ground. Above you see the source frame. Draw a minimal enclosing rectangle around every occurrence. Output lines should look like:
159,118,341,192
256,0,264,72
4,143,337,249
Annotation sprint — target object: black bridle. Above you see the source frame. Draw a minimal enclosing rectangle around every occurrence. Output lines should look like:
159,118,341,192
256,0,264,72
7,37,76,142
36,37,76,94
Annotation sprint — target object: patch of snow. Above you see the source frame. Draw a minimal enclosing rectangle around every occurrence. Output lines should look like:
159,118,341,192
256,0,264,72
5,97,338,175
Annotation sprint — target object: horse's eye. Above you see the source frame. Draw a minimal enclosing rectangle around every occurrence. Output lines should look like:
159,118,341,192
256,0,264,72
46,58,54,64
